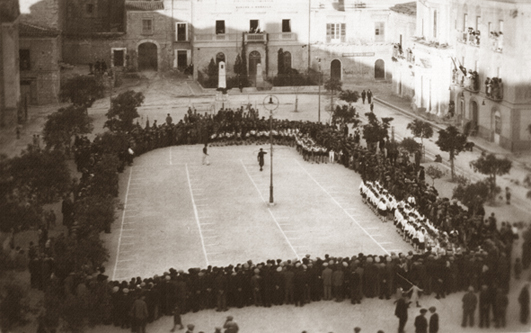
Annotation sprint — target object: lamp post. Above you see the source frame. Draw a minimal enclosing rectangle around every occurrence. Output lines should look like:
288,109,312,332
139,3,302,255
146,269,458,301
317,58,322,123
264,95,279,205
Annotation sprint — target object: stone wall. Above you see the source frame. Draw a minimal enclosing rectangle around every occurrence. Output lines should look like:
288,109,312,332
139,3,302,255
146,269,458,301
20,0,60,30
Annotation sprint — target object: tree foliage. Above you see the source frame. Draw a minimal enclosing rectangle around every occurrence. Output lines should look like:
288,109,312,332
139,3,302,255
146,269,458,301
400,137,421,154
406,119,433,146
332,105,360,126
362,112,394,150
453,179,491,216
0,280,31,331
42,105,93,152
277,48,285,75
324,77,343,94
469,152,512,197
8,148,71,206
426,165,444,186
435,125,469,180
234,54,243,77
60,75,105,108
339,90,360,105
104,90,144,133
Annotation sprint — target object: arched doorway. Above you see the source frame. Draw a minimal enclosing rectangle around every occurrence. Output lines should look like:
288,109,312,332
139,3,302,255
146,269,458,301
138,42,158,71
375,59,385,79
248,51,261,77
331,59,341,80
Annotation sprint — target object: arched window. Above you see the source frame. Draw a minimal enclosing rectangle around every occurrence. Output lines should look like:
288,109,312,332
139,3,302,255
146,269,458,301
216,52,225,64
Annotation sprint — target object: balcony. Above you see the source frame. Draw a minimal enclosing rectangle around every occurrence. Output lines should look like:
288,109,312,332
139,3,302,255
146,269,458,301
244,32,267,43
489,32,503,53
463,71,480,92
485,77,503,101
456,28,480,47
269,32,297,41
194,33,239,42
412,36,450,49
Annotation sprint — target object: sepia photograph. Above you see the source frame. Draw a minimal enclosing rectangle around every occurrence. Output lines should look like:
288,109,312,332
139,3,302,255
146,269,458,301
1,0,531,332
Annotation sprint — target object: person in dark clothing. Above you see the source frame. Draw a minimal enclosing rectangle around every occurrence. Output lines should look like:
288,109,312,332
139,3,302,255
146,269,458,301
257,148,267,171
428,306,439,333
170,304,184,332
414,308,428,333
361,90,366,104
367,89,373,104
395,294,410,333
519,283,530,324
494,288,508,328
479,284,491,328
462,286,478,327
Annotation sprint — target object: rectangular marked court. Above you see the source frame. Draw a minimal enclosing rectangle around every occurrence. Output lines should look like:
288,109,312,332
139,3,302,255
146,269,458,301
103,145,411,281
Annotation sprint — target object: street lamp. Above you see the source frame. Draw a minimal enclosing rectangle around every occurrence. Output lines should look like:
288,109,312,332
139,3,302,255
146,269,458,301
263,95,279,205
316,58,322,123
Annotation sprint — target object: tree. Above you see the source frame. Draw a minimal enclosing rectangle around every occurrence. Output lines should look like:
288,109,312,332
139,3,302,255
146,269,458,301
60,75,105,108
9,148,71,206
0,280,31,332
205,57,218,87
333,105,360,126
42,105,93,153
469,152,512,198
435,125,469,180
104,90,144,133
324,77,343,116
234,54,243,79
453,179,491,216
426,165,444,186
406,119,433,150
362,112,394,152
339,89,360,106
400,137,421,155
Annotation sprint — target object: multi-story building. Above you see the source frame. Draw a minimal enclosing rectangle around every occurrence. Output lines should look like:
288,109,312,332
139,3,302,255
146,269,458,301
18,0,63,106
450,0,531,151
412,0,454,118
309,0,405,81
389,1,416,100
0,0,20,127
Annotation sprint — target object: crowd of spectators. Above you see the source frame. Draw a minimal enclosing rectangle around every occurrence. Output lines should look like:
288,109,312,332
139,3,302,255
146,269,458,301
20,106,530,332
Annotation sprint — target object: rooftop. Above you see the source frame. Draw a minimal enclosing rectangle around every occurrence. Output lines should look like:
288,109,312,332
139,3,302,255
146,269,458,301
125,0,164,11
389,1,416,16
19,22,60,37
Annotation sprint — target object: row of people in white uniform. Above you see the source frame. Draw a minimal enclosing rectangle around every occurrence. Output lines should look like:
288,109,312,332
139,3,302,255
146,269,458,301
359,180,455,254
295,135,330,163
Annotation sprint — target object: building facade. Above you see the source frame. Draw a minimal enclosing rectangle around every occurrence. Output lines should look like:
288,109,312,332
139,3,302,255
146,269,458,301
0,0,20,127
389,1,416,100
450,0,531,151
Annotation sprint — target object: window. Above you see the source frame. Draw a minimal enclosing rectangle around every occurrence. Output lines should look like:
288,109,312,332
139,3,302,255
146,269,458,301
433,10,438,38
19,49,30,70
494,111,501,134
499,20,504,33
283,51,292,70
176,23,188,41
113,49,125,67
488,22,491,34
474,60,478,71
375,22,385,42
86,3,94,14
282,19,291,33
216,20,225,34
142,19,153,35
326,23,346,43
463,14,468,30
476,16,481,30
250,20,259,32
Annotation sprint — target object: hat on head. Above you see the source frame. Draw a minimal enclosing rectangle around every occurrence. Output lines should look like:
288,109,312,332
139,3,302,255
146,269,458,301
322,262,328,267
429,306,436,312
420,308,428,314
112,286,119,293
254,268,260,274
276,267,282,272
227,316,234,320
187,324,195,330
342,261,348,267
123,288,129,294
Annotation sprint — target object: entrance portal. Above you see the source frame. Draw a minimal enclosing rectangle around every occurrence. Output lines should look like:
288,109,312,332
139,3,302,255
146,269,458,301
331,59,341,80
375,59,385,79
249,51,261,77
138,42,158,71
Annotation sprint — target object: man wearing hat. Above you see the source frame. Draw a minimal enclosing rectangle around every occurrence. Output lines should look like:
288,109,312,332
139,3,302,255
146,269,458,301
414,308,428,333
322,262,333,300
129,295,148,333
428,306,439,333
394,293,410,333
223,315,239,333
185,324,195,333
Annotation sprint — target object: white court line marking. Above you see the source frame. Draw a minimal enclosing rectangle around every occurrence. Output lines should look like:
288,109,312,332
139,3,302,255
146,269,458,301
294,159,390,256
112,167,133,280
186,163,209,266
240,159,300,261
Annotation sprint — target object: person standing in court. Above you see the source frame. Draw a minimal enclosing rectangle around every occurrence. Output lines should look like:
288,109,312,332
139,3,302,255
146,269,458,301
414,308,428,333
203,144,209,165
428,306,439,333
257,148,267,171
